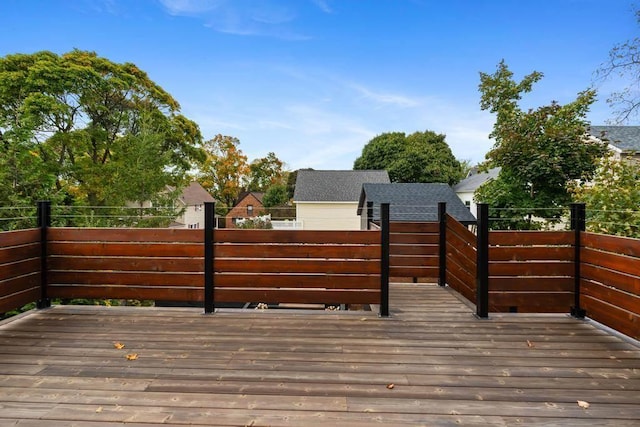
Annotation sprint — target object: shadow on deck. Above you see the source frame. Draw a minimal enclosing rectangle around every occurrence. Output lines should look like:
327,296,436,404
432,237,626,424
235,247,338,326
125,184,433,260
0,283,638,426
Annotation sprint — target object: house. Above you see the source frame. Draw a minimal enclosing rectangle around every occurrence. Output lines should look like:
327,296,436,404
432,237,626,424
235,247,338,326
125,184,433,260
225,192,265,228
172,181,216,229
293,170,390,230
453,167,501,218
589,126,640,163
357,183,477,228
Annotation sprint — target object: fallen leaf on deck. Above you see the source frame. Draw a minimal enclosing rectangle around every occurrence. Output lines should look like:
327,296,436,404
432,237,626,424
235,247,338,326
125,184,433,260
113,342,125,350
386,383,395,389
577,400,590,409
95,406,103,413
125,353,138,360
526,340,534,348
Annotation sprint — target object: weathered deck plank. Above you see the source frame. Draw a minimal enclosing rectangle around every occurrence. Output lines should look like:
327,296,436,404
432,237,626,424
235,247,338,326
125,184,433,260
0,283,638,426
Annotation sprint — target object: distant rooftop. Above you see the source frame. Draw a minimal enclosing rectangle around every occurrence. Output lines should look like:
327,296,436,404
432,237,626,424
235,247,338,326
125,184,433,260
453,167,501,193
589,126,640,152
293,170,390,202
179,182,215,206
358,183,477,224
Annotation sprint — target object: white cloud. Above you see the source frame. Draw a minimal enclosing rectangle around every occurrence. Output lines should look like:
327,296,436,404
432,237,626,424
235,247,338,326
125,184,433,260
311,0,333,14
156,0,310,39
158,0,221,15
349,84,423,108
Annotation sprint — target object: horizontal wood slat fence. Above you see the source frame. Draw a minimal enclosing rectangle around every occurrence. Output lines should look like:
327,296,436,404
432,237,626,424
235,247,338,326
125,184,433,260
0,229,41,313
445,214,477,303
389,222,439,282
488,231,574,313
1,201,639,340
213,229,381,306
581,232,640,339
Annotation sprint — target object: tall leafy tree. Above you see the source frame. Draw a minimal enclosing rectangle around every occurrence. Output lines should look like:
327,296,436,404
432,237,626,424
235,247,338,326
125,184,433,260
571,155,640,238
596,7,640,123
198,134,249,209
247,152,286,192
0,50,204,224
476,61,608,228
353,130,464,184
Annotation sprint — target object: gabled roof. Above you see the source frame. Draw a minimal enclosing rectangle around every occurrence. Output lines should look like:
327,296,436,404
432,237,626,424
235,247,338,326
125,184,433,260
589,126,640,152
234,191,265,206
293,170,390,202
179,182,215,206
357,183,476,224
453,167,501,193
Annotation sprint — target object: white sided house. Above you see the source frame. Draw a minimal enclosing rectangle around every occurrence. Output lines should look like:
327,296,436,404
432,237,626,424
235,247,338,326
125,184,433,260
293,170,390,230
453,167,500,218
172,181,216,229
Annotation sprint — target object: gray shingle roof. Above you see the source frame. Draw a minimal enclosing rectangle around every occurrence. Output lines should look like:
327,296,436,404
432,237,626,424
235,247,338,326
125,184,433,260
179,182,216,205
293,170,390,202
453,167,501,193
357,183,476,224
589,126,640,152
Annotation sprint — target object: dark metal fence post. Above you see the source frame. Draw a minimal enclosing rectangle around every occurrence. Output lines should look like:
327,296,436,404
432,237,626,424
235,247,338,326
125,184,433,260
438,202,447,287
380,203,390,317
570,203,586,319
476,203,489,319
36,201,51,309
204,202,215,314
366,201,373,230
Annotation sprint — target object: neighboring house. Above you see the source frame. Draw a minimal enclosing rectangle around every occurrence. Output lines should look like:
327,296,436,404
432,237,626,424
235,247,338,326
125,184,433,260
293,170,390,230
357,183,477,228
453,167,501,218
589,126,640,163
225,192,265,228
172,181,216,229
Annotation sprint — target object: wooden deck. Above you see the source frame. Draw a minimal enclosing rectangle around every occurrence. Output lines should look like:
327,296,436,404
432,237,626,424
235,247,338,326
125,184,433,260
0,284,638,426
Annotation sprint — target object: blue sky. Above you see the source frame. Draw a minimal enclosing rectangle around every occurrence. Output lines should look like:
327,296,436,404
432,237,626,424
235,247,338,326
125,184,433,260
1,0,637,170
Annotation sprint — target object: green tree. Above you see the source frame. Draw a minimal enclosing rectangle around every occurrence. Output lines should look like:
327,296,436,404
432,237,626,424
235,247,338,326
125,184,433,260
353,130,464,184
476,61,608,228
247,152,286,192
198,134,249,209
596,7,640,123
262,184,289,208
0,50,204,226
570,155,640,238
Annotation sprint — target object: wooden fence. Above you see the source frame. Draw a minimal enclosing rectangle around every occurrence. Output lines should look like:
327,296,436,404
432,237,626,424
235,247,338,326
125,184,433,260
1,201,639,340
581,232,640,339
0,229,41,313
47,228,204,302
445,214,477,303
488,231,574,313
214,229,381,305
389,222,439,282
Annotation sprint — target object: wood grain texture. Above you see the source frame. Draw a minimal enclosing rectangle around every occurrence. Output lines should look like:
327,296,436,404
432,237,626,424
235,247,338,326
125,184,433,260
0,284,638,426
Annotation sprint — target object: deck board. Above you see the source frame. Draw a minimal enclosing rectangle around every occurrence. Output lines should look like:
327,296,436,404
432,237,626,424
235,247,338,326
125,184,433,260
0,283,638,426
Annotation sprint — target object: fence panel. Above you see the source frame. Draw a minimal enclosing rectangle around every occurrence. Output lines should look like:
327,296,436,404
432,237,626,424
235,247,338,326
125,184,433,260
445,215,477,303
581,232,640,340
214,229,381,305
389,222,439,282
488,231,574,313
47,228,204,302
0,229,41,313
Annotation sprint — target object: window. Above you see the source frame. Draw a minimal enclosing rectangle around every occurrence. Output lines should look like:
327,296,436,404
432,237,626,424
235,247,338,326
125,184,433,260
247,205,253,216
465,200,471,209
195,204,203,211
188,223,199,229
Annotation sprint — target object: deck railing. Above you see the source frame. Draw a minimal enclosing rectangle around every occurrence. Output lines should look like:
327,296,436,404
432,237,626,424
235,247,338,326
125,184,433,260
1,201,639,340
1,202,389,317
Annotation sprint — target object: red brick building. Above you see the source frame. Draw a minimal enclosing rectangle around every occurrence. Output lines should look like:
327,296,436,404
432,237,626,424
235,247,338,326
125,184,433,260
225,192,265,228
